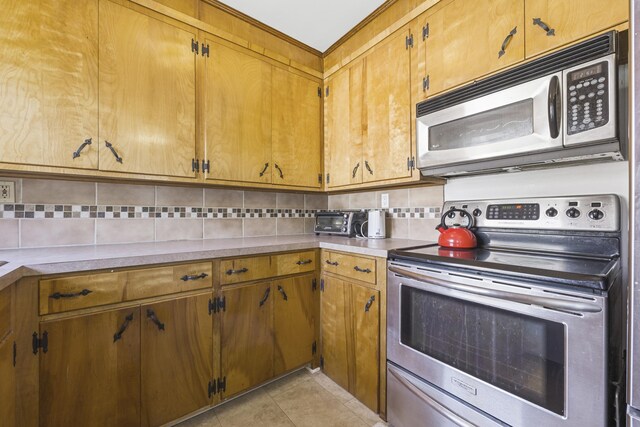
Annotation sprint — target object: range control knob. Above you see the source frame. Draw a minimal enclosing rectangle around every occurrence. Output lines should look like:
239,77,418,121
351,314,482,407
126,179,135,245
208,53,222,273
566,207,581,218
588,209,604,220
342,227,347,232
447,210,457,219
472,208,482,217
545,207,558,217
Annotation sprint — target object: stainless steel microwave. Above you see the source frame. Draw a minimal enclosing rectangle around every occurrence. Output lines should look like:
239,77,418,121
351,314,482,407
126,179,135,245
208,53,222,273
416,31,627,176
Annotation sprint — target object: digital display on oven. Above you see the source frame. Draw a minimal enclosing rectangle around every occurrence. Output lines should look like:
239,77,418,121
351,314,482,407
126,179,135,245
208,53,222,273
487,203,540,220
570,63,603,81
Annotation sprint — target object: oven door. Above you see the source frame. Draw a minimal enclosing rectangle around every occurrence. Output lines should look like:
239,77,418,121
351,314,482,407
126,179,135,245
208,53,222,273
416,72,563,170
387,261,608,427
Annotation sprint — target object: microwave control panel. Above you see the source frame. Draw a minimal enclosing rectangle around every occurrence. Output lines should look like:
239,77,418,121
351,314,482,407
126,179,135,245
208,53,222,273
566,60,609,135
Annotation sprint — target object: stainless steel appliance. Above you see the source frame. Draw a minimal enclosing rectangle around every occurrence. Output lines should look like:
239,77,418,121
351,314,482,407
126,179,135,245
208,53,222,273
387,195,624,426
314,211,366,236
628,0,640,424
416,31,628,177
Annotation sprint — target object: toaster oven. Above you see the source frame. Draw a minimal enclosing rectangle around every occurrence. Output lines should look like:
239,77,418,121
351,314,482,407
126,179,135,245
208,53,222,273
314,211,367,236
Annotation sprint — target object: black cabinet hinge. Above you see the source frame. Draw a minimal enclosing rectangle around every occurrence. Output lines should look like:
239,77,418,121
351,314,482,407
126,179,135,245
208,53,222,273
208,380,216,398
320,278,324,292
320,356,324,369
32,331,48,355
407,156,415,170
202,44,210,57
317,87,322,97
422,23,430,40
423,75,430,92
208,376,227,397
192,158,200,173
191,39,199,54
209,296,226,314
318,174,322,184
326,174,330,184
406,34,414,49
217,376,226,393
13,341,16,367
312,278,317,291
325,87,329,97
312,341,317,355
202,159,210,173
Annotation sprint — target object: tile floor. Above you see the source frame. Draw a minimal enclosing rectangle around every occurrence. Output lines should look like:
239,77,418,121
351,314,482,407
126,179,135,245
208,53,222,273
177,368,388,427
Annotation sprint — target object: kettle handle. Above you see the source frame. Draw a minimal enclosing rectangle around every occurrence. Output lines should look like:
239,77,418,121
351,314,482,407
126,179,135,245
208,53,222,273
436,208,475,231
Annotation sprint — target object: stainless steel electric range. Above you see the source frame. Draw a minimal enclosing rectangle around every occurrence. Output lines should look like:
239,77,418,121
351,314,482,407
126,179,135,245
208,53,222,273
386,195,624,427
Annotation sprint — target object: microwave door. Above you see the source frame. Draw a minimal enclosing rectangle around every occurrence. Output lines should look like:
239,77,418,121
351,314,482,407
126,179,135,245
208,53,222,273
416,72,564,170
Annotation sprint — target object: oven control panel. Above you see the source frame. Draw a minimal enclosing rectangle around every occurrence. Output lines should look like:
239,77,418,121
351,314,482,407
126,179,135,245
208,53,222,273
443,195,619,232
566,60,609,135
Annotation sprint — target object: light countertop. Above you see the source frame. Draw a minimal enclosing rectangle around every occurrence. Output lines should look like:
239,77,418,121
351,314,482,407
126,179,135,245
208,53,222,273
0,235,434,290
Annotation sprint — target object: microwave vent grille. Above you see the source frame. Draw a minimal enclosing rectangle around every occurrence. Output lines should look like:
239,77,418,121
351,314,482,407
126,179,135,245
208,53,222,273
417,31,617,117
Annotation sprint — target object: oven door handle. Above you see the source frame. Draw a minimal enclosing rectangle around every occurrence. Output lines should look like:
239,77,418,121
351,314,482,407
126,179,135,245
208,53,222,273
389,266,602,313
388,365,477,427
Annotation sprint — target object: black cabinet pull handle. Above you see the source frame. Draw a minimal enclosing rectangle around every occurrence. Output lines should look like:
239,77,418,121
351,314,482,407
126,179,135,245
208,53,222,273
105,141,123,163
180,272,209,281
146,309,165,331
72,138,92,159
365,160,373,175
113,313,134,342
296,259,313,265
364,295,376,312
352,162,360,178
498,26,517,58
259,287,271,307
532,18,555,36
49,289,92,300
225,267,248,275
354,266,372,274
325,260,339,266
259,162,270,177
277,285,288,301
274,163,284,179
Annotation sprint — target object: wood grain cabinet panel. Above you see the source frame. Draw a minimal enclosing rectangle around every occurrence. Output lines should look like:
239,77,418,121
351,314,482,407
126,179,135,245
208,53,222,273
39,307,141,427
274,251,316,276
273,275,315,375
320,276,350,391
0,0,98,169
271,68,322,188
219,256,274,285
98,0,197,178
141,293,213,427
525,0,628,58
0,285,16,427
322,251,376,285
203,38,273,184
351,284,380,411
220,281,274,397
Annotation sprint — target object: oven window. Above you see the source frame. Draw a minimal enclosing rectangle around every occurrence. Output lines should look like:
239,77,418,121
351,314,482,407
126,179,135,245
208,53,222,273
400,286,565,415
316,216,345,230
428,99,534,151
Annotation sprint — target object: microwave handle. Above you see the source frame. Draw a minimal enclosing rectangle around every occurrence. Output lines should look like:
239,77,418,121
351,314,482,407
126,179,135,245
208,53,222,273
548,75,561,139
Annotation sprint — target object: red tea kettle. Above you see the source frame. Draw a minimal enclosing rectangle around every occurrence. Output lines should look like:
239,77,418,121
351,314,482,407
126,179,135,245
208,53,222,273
435,208,477,249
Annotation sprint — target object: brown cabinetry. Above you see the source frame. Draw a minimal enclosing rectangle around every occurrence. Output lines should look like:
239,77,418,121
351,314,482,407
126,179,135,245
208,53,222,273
0,284,16,427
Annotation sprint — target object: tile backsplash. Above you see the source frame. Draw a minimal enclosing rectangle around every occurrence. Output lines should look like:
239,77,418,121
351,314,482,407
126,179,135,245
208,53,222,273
0,177,444,248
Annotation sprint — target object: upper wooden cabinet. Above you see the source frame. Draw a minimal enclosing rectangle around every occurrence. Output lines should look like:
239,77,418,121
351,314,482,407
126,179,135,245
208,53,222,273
98,0,197,178
524,0,628,58
272,68,322,188
203,39,273,184
0,0,98,170
325,30,413,189
415,0,525,100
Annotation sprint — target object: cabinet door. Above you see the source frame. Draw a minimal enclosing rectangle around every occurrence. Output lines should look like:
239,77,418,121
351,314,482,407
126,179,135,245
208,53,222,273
422,0,524,97
320,276,350,391
221,282,274,397
203,38,272,184
141,293,212,427
272,68,322,188
0,0,98,169
351,284,380,412
325,62,364,188
363,30,412,183
273,275,315,375
39,307,140,427
0,285,16,427
99,0,197,177
525,0,628,58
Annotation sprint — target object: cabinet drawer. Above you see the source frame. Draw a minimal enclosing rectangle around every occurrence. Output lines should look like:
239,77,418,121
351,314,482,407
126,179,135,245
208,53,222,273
220,256,273,285
274,251,316,276
322,251,376,284
39,262,213,315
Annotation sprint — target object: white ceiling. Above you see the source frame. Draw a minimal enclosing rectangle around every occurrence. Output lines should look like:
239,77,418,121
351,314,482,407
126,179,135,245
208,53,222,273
216,0,387,52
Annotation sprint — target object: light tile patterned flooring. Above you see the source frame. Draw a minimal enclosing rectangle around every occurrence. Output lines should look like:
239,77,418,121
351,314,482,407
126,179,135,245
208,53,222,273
177,369,388,427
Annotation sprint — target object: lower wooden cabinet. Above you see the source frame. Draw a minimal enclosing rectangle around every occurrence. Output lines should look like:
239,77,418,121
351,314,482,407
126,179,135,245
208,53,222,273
38,292,213,427
320,275,380,412
0,284,16,427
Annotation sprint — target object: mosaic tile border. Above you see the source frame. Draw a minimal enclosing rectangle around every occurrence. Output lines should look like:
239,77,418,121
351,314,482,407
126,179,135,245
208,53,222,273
0,205,442,220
